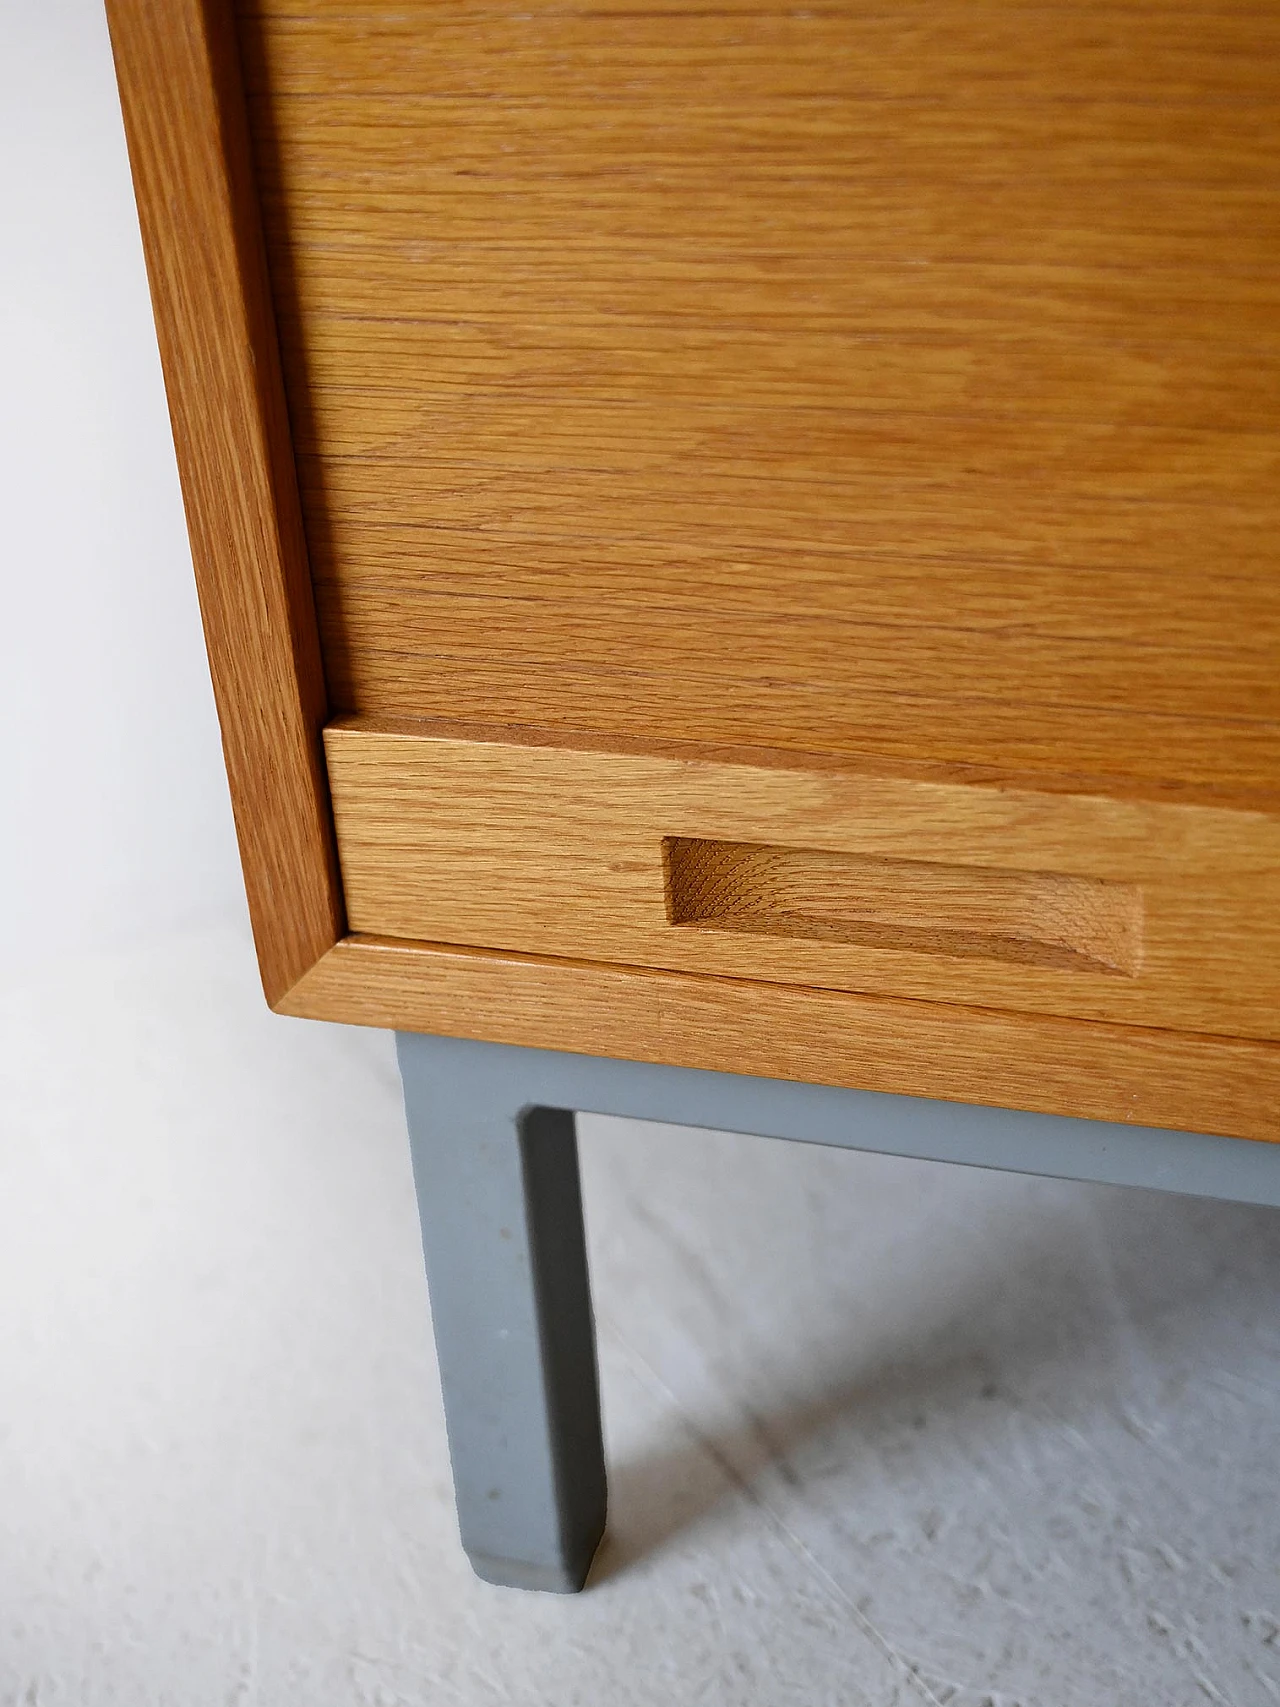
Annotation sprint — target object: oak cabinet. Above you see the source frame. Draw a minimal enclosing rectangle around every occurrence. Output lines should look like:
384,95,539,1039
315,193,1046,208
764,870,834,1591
107,0,1280,1143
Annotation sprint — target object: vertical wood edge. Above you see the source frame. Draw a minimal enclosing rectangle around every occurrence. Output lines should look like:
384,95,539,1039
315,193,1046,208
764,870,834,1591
104,0,344,1002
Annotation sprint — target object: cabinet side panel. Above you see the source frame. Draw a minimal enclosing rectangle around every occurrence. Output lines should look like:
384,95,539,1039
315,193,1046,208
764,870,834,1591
105,0,342,1001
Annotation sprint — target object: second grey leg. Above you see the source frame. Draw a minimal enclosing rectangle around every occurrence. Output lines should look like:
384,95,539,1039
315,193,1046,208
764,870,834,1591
395,1032,607,1592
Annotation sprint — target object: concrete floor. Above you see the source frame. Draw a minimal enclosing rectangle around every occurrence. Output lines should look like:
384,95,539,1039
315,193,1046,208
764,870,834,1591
3,928,1279,1706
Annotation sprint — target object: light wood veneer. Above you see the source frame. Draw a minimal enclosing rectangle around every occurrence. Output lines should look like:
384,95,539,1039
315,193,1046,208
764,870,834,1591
279,936,1280,1145
324,717,1280,1040
107,0,343,1000
240,0,1280,792
107,0,1280,1140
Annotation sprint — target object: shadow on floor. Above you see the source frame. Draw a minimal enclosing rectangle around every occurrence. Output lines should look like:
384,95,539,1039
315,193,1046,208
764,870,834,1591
586,1178,1280,1584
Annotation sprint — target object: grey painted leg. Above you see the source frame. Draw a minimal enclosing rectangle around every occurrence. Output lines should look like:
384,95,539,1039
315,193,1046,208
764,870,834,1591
395,1026,1280,1593
395,1034,607,1592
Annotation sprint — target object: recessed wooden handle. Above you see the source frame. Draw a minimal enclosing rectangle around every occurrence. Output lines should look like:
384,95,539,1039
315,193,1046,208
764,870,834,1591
664,838,1143,976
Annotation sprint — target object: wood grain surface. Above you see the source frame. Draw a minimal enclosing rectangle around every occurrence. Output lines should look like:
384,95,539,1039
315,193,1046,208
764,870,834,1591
110,0,1280,1138
279,935,1280,1145
238,0,1280,794
323,717,1280,1040
107,0,343,1000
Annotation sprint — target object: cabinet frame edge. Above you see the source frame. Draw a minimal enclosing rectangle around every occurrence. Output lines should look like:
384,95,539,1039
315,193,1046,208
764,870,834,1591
280,935,1280,1145
105,0,344,1001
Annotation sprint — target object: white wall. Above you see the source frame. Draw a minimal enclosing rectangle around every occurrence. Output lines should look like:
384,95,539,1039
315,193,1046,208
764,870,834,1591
0,0,246,971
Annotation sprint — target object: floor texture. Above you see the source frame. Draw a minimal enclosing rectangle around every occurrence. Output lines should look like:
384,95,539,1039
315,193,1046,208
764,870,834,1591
3,928,1279,1706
